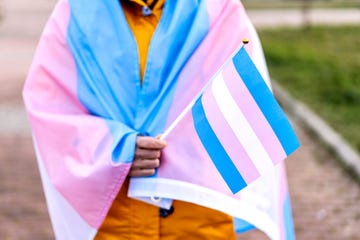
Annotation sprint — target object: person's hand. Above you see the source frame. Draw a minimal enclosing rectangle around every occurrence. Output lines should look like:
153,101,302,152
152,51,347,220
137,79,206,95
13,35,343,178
129,135,167,177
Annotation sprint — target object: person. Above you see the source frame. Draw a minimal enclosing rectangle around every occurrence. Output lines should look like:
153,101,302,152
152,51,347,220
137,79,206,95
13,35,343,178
23,0,296,239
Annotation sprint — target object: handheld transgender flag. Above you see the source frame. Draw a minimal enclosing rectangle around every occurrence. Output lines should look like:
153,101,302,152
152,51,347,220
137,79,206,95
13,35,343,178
162,44,299,194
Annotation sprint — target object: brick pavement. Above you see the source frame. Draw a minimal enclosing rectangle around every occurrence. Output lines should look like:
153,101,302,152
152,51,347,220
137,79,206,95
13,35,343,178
1,1,360,239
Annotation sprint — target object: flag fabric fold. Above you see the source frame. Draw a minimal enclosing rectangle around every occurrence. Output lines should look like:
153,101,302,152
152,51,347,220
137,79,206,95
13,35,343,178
23,0,299,239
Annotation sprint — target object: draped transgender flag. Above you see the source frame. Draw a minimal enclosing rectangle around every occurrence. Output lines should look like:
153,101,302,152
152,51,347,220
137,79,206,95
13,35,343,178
23,0,299,239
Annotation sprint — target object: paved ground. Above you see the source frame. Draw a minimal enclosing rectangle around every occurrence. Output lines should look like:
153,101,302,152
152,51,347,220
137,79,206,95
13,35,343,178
247,8,360,28
1,1,360,239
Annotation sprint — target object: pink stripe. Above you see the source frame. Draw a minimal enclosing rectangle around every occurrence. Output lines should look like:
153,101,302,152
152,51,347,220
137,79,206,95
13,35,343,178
35,1,86,114
201,84,260,184
222,62,287,164
205,0,225,27
24,0,130,228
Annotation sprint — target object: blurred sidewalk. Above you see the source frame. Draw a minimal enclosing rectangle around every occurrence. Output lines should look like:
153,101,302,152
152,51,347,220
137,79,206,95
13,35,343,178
248,8,360,28
1,1,360,239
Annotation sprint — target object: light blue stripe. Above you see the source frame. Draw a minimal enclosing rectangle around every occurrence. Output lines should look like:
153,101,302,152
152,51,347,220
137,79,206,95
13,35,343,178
284,194,296,240
233,47,300,156
234,218,255,233
67,0,140,121
192,96,246,194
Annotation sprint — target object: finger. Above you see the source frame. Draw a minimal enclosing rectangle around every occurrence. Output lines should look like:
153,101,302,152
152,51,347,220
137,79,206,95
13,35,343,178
129,168,156,177
136,136,167,150
132,158,160,169
134,148,161,159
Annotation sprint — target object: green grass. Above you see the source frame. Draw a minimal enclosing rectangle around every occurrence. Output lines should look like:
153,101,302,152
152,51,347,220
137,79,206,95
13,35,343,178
258,26,360,152
242,0,360,9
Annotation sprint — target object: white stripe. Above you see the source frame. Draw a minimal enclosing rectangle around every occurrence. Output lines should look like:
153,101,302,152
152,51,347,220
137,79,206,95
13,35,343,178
210,74,274,175
33,137,97,240
129,177,280,240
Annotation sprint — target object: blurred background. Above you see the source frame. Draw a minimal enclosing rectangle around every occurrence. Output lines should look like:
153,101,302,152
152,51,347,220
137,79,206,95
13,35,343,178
0,0,360,239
